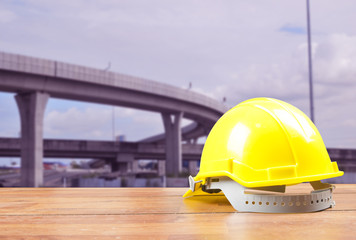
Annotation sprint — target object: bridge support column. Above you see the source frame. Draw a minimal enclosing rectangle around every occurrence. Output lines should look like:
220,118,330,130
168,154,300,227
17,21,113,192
112,153,134,173
158,160,165,176
188,161,198,176
162,112,183,177
15,92,49,187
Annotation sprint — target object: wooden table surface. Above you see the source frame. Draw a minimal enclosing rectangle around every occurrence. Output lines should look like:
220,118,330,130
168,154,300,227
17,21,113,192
0,184,355,240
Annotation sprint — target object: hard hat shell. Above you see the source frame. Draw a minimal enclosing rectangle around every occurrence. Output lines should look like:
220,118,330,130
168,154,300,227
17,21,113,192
185,98,343,197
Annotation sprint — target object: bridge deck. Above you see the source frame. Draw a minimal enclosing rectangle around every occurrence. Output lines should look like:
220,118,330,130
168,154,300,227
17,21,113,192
0,185,355,239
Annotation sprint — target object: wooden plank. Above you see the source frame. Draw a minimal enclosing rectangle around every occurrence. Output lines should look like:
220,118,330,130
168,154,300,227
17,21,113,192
0,185,355,216
0,212,355,239
0,185,355,239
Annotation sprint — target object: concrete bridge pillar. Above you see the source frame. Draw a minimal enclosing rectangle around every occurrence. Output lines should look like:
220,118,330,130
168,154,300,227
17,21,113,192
161,112,183,177
112,153,134,173
188,161,199,176
15,92,49,187
158,160,165,176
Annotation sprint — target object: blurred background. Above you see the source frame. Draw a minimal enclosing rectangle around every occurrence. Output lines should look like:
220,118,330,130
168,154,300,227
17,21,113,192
0,0,355,187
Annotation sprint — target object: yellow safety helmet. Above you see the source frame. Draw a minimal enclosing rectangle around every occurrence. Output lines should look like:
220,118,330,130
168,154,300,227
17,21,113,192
184,98,343,213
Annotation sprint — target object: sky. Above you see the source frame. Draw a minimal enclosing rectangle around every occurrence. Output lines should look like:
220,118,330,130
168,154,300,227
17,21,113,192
1,0,356,166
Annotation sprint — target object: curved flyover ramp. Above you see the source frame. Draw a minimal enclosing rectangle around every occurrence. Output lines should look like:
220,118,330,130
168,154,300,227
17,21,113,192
0,51,228,186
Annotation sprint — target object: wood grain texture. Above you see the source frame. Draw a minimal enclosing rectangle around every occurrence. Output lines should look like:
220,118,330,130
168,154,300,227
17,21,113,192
0,184,355,239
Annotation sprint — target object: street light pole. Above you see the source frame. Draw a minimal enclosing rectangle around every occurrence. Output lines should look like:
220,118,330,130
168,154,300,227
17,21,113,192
306,0,315,123
112,106,116,141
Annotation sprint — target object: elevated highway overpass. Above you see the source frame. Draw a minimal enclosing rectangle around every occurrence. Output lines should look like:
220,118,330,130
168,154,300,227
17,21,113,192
0,137,203,160
0,51,227,186
0,137,355,172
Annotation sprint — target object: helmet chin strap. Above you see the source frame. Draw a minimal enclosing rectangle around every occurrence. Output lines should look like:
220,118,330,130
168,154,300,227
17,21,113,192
191,176,335,213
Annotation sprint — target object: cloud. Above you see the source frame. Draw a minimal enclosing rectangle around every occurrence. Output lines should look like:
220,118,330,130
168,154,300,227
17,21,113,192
0,93,19,137
43,105,168,141
1,0,356,149
0,9,16,23
44,107,112,139
212,42,310,107
207,32,356,148
314,34,356,84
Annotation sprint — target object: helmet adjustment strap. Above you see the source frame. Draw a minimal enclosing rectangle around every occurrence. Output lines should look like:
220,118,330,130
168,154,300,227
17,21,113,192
192,176,335,213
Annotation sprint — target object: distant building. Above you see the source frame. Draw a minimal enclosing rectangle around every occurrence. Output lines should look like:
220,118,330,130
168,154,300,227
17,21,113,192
116,135,126,142
43,162,67,170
